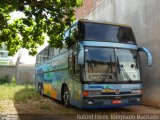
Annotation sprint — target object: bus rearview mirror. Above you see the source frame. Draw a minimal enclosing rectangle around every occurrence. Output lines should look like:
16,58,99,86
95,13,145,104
138,47,153,66
78,43,84,65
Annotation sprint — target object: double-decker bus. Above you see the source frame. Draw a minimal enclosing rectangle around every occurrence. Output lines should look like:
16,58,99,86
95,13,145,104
35,20,152,108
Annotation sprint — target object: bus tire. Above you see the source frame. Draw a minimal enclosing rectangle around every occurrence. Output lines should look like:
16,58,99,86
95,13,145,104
38,83,44,96
63,86,70,107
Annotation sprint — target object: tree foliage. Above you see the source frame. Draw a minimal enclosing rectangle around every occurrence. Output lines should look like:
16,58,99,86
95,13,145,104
0,0,82,56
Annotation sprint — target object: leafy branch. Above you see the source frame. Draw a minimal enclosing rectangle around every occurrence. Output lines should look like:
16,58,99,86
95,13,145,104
0,0,82,56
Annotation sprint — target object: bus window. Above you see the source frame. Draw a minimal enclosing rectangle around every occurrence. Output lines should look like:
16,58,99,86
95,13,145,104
38,55,40,64
74,45,80,75
43,47,49,61
49,47,54,58
116,49,140,82
68,45,80,76
80,22,136,44
54,48,60,56
85,47,116,82
40,51,44,63
36,54,39,64
69,49,73,74
64,29,70,41
64,29,70,47
70,26,79,43
66,25,79,48
60,48,67,53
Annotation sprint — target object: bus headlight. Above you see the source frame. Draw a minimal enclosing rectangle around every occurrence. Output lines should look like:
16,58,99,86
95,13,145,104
131,89,143,94
83,91,89,97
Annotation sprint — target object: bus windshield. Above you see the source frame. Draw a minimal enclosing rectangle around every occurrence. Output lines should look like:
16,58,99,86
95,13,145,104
116,49,140,82
85,47,140,82
80,22,136,44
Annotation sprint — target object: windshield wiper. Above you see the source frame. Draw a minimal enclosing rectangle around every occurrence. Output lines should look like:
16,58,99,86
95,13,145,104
117,57,120,74
120,67,133,83
110,54,112,73
104,54,114,81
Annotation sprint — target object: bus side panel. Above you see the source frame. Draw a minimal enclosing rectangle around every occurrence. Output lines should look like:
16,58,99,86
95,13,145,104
35,49,83,108
43,71,58,99
52,70,63,100
56,53,69,101
69,78,83,108
44,51,69,101
35,66,44,92
43,70,63,100
42,67,60,99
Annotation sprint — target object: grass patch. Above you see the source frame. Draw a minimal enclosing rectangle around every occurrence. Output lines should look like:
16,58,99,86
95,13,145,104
0,75,10,84
0,84,42,102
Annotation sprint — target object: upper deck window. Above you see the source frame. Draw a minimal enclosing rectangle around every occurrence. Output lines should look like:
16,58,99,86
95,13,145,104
79,22,137,44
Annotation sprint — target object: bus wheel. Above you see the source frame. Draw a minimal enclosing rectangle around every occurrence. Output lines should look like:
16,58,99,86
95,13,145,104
63,86,70,107
38,84,44,96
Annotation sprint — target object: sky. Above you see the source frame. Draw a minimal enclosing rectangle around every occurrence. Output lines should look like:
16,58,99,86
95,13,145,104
9,11,48,65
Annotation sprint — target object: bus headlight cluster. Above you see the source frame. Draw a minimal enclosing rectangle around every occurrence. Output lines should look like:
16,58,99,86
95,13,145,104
83,91,101,97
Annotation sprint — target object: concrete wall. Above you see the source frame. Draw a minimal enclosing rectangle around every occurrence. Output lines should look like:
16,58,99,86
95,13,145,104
0,66,16,82
85,0,160,105
0,65,35,84
16,65,35,84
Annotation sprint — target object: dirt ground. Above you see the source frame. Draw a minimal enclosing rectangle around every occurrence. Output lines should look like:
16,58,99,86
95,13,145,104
0,97,160,120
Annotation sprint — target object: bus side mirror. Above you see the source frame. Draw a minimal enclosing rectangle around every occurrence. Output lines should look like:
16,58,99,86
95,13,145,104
78,42,84,65
138,47,153,66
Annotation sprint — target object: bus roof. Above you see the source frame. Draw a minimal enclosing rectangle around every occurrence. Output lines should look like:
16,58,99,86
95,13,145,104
78,19,130,28
37,20,133,55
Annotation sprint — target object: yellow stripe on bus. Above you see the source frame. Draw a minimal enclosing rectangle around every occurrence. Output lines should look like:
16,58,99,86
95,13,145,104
43,83,57,99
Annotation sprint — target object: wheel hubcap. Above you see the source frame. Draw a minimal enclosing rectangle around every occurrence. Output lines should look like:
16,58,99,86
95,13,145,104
39,86,43,95
63,91,69,105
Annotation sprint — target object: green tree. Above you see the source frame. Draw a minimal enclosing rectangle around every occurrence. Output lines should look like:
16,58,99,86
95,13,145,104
0,0,82,56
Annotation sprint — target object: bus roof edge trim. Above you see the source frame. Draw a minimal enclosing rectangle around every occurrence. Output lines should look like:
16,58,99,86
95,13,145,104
81,41,138,50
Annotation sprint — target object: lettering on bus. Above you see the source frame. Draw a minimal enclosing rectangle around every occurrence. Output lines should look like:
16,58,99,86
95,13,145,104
122,84,140,89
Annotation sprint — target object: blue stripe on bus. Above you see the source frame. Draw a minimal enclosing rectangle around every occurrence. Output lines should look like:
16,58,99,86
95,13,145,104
89,86,104,89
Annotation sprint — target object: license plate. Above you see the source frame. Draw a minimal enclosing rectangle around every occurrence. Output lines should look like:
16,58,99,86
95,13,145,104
112,100,122,104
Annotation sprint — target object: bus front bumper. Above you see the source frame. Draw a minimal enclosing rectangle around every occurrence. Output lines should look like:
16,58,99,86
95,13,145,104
81,97,141,109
